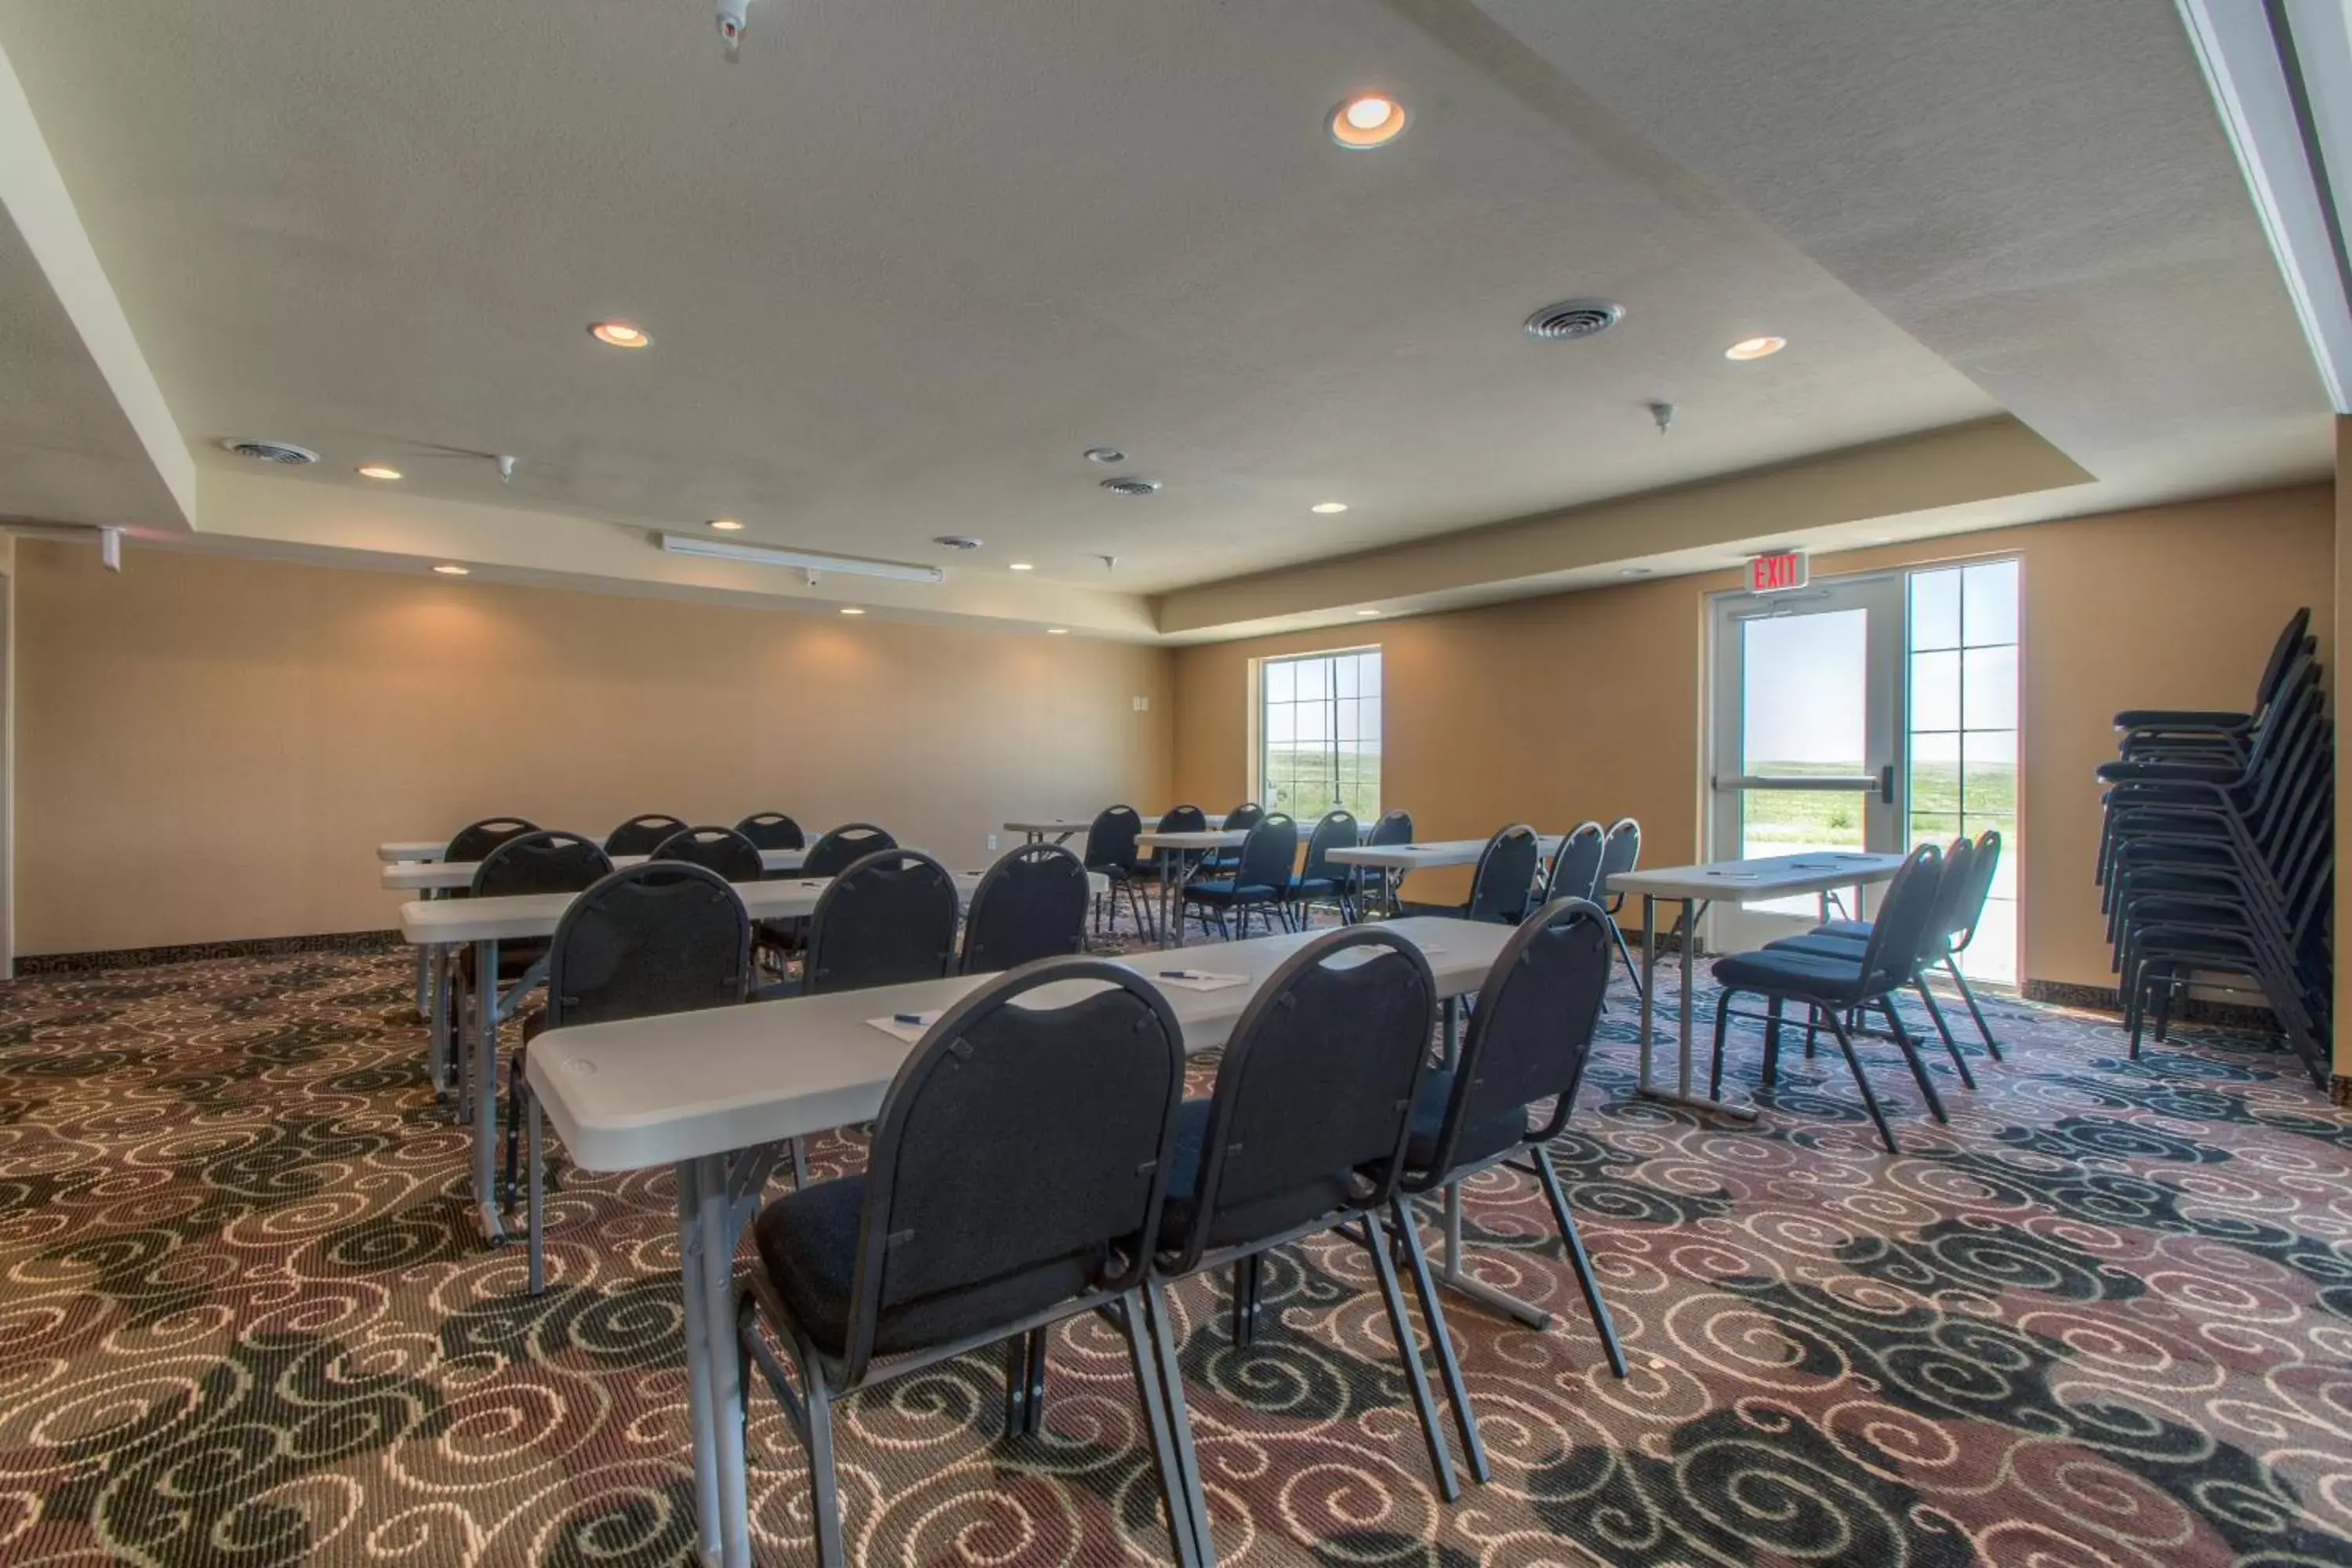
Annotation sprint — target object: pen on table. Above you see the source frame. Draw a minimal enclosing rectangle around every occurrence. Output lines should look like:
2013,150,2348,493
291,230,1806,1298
894,1012,929,1025
1160,969,1203,981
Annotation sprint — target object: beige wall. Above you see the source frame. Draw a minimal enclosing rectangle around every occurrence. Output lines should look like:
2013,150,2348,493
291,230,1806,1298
15,542,1174,955
1173,485,2335,991
2336,419,2350,1083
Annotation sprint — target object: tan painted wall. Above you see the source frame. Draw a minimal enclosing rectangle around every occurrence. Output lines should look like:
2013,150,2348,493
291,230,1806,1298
15,542,1174,955
2336,419,2350,1082
1173,485,2334,991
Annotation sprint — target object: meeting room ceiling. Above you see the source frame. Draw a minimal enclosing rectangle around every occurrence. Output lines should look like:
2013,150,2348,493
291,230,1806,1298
0,0,2330,637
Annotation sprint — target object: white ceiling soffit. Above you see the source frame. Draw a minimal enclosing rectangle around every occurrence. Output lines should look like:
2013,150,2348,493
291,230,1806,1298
2177,0,2352,412
0,38,190,530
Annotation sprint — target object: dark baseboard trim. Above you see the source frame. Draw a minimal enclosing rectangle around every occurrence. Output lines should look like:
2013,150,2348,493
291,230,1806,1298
14,929,403,977
2020,977,2280,1033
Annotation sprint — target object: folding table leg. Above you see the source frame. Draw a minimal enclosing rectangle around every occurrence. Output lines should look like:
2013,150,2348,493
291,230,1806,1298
472,938,508,1246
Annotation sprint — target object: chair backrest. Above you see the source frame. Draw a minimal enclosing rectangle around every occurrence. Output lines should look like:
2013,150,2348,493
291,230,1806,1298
2252,608,2312,715
1947,829,2003,953
841,959,1186,1381
1415,897,1613,1180
960,844,1091,974
653,825,764,884
1919,836,1977,959
804,848,960,995
472,829,613,899
1301,810,1359,883
1367,809,1414,848
1466,824,1542,924
735,811,807,851
1595,817,1642,909
1541,821,1608,905
1234,814,1301,889
1855,842,1943,990
446,816,538,865
1082,805,1144,871
604,814,690,857
1167,926,1437,1271
543,862,752,1030
1156,804,1208,835
804,822,898,879
1223,802,1265,833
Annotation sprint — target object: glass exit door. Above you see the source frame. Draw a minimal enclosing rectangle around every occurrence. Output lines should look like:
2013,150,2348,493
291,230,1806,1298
1707,573,1905,949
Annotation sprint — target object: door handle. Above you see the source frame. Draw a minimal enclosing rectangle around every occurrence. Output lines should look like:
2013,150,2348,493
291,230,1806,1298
1878,764,1896,805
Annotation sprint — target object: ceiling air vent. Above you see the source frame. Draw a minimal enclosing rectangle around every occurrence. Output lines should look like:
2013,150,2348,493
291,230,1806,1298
218,437,319,465
932,535,983,550
1100,477,1161,498
1523,299,1624,342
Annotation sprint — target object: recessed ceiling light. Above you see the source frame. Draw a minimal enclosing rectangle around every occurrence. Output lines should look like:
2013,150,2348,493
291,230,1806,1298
1083,447,1127,466
1724,335,1786,361
706,517,745,531
432,563,470,576
840,606,866,615
1330,95,1407,149
1046,627,1069,636
1312,501,1349,515
590,321,652,348
357,463,402,481
1008,561,1036,572
1356,608,1381,616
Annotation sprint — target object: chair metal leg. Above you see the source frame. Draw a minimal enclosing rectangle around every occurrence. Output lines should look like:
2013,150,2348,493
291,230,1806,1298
789,1135,809,1189
1121,1290,1207,1568
1608,918,1646,1001
1025,1323,1048,1436
1359,1214,1460,1503
1944,956,2002,1060
1531,1145,1629,1378
1823,1009,1900,1153
1911,979,1977,1089
1142,1284,1214,1565
1708,988,1734,1099
1761,996,1784,1087
1877,997,1950,1123
796,1329,848,1568
1002,1330,1030,1437
1387,1196,1489,1483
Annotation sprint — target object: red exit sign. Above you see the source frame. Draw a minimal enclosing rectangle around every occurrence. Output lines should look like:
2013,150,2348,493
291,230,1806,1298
1748,550,1809,593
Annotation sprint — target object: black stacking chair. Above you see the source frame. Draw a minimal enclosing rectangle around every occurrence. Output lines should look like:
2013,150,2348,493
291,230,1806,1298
502,861,752,1293
445,816,537,870
1758,837,1984,1091
652,825,764,884
1593,817,1646,993
1204,801,1264,874
457,830,612,1127
1354,808,1414,918
1080,805,1152,938
1407,824,1541,924
1288,809,1359,925
960,844,1090,974
1397,897,1628,1480
1706,844,1951,1152
1181,813,1299,939
2114,608,2310,764
737,960,1196,1568
735,811,808,852
1537,821,1607,908
803,822,896,879
604,814,690,857
1136,926,1463,1544
798,849,960,996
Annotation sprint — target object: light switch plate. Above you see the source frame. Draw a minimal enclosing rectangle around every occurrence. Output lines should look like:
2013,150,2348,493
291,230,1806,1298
1133,695,1150,711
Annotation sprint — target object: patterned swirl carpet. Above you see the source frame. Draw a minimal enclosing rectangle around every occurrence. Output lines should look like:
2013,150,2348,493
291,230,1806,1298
2,920,2350,1567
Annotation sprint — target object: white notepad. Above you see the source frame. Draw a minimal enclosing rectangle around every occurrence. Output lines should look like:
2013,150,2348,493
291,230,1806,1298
866,1011,942,1044
1149,969,1250,992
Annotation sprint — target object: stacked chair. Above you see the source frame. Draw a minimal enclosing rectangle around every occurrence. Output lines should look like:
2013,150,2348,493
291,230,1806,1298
2095,609,2331,1085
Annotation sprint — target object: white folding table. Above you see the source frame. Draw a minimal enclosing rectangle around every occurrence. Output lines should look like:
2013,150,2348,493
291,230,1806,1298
1132,828,1247,946
401,867,1104,1247
379,839,449,863
1004,812,1224,845
381,848,807,893
1327,834,1566,917
1606,851,1907,1121
527,916,1515,1568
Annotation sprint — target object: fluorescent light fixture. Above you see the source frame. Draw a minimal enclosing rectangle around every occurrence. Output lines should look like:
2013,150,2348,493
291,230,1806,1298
2179,0,2352,411
656,532,944,582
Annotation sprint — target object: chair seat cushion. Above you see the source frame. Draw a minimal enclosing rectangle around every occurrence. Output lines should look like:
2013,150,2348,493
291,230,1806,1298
753,1175,1104,1360
1810,919,1874,941
1185,879,1276,906
1711,947,1876,1003
1403,1067,1526,1172
1288,875,1339,898
1762,934,1870,961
